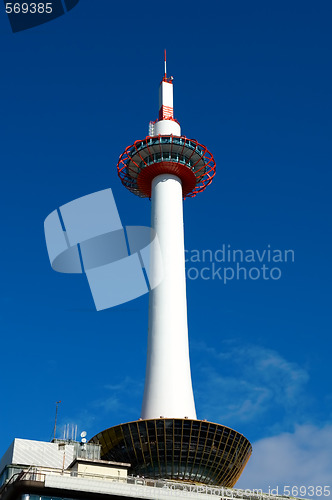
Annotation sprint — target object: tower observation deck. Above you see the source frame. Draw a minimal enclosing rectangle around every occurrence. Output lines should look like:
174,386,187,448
91,55,252,487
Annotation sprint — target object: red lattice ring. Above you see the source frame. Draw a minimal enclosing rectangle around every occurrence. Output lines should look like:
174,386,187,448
117,135,216,199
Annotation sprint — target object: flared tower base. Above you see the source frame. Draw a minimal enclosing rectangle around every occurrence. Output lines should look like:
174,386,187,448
91,418,252,487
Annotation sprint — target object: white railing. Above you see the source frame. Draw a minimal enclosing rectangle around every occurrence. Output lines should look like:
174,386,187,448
5,466,305,500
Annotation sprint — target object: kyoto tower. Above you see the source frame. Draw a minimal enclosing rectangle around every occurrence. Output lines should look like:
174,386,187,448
91,54,252,487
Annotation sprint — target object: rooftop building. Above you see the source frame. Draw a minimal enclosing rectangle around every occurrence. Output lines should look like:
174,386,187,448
0,438,307,500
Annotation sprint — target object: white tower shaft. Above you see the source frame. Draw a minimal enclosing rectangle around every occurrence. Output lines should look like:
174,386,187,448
141,174,197,420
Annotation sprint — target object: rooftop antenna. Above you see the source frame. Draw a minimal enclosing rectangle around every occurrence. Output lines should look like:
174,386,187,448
53,401,61,440
80,431,87,454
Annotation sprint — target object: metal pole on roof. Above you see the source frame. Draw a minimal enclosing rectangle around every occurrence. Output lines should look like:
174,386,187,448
53,400,61,440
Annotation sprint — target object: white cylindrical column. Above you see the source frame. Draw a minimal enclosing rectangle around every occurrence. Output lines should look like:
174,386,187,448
153,119,181,136
141,174,197,420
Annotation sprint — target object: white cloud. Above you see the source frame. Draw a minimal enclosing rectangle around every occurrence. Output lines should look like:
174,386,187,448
193,341,309,427
236,424,332,498
94,376,144,417
57,377,144,439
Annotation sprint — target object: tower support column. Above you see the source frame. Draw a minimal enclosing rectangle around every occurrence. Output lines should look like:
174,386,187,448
141,174,197,420
93,69,251,487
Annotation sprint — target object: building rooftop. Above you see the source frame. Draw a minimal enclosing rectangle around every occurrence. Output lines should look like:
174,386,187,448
0,439,308,500
0,463,309,500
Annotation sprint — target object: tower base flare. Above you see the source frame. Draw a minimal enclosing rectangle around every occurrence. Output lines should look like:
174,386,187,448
91,418,252,487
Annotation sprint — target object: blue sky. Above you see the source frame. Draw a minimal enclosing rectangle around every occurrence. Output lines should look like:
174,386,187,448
0,0,331,495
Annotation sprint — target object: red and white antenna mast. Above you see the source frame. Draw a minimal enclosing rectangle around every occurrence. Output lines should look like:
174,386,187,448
164,48,167,80
157,50,176,125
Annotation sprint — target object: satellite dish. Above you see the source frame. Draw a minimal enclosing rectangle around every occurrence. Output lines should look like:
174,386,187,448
81,438,87,443
80,431,87,438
